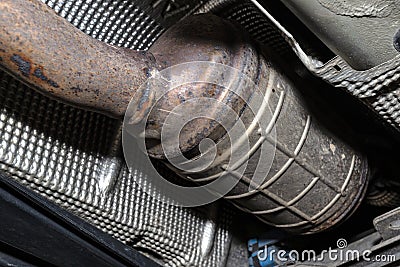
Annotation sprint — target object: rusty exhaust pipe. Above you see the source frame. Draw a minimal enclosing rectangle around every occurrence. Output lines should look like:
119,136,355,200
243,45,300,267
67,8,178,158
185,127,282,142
0,0,256,155
0,0,254,121
0,0,369,234
0,0,158,118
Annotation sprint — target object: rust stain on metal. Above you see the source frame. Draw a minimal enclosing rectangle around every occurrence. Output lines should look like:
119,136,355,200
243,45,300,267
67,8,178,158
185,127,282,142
32,67,59,88
9,54,59,87
10,54,31,77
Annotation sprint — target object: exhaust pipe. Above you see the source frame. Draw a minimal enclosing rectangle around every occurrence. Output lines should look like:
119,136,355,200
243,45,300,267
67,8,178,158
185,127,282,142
0,0,369,233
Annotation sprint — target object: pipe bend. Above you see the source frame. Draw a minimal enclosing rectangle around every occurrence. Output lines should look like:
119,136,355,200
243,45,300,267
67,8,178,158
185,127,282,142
0,0,260,156
0,0,156,118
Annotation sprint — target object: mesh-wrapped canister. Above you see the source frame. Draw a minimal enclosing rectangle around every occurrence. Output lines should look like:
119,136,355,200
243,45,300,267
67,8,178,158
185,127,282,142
140,15,369,234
